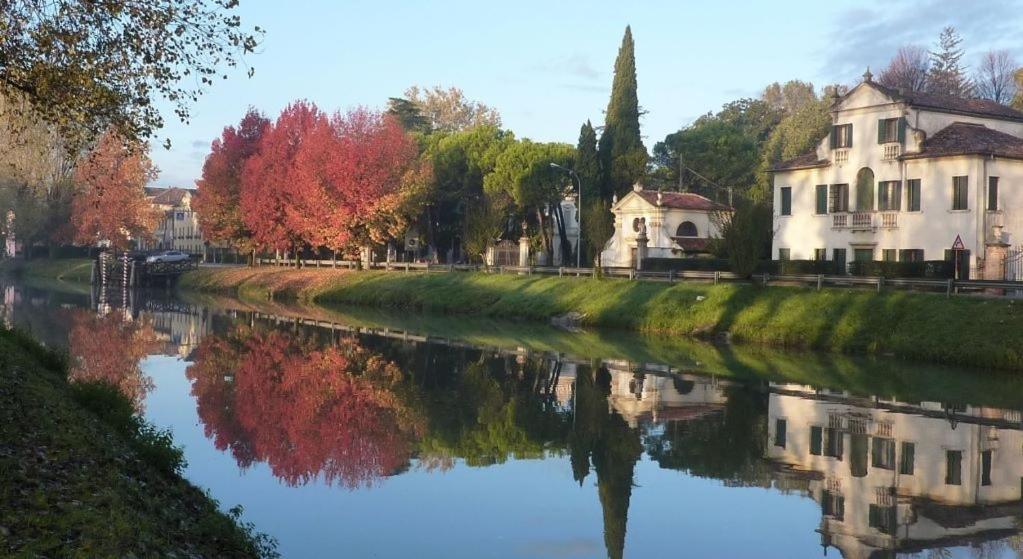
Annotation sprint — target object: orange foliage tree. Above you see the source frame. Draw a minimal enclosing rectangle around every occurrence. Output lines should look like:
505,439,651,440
194,108,270,257
186,327,424,488
70,131,160,249
66,309,160,410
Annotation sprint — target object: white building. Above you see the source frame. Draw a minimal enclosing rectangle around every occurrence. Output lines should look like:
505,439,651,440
601,183,730,268
767,384,1023,559
140,187,206,255
771,70,1023,278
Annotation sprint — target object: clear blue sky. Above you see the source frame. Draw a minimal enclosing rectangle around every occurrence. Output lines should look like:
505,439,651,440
150,0,1023,187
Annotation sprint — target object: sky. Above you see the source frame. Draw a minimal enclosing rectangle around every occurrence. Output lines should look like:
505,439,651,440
149,0,1023,187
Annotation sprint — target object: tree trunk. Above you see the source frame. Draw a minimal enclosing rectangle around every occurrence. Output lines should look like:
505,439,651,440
553,203,572,266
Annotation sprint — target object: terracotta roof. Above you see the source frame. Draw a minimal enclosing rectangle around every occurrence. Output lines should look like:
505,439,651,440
635,190,731,211
147,187,192,207
670,237,712,252
870,82,1023,122
771,152,830,172
902,122,1023,160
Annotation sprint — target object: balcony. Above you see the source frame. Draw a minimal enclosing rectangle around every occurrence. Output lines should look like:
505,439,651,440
833,149,849,164
832,211,899,231
882,143,901,161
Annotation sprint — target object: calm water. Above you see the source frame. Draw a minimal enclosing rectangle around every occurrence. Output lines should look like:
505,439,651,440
4,281,1023,559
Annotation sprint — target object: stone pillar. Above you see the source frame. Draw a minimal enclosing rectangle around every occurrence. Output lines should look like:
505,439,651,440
360,245,373,269
635,229,648,271
518,235,530,268
386,243,396,264
485,245,495,268
984,225,1010,281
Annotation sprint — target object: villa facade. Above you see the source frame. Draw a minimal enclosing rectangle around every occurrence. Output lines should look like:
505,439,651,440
600,184,731,268
771,71,1023,278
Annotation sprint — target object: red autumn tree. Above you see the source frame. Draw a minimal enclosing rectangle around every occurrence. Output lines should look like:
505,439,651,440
194,108,270,259
288,108,428,252
186,327,424,488
71,130,161,249
66,309,159,411
239,101,326,255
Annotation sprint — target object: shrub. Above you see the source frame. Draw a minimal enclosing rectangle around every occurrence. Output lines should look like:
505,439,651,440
848,260,954,279
759,259,844,275
642,257,731,272
71,381,186,476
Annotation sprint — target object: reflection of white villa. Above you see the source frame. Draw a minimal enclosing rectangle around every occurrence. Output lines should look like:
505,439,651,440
766,383,1023,559
600,184,731,268
606,364,730,427
148,304,211,358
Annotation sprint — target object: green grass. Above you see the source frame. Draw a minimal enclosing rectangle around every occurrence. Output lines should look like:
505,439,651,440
0,327,277,558
180,268,1023,371
0,258,93,283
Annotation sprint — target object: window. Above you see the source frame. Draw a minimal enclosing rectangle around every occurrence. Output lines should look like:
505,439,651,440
810,426,823,456
878,181,901,211
815,185,828,214
899,442,915,475
907,179,921,211
829,184,849,212
824,427,844,459
676,221,697,237
872,437,896,470
988,177,999,211
850,433,868,477
882,249,896,262
778,248,791,261
869,504,897,535
877,117,904,143
854,248,873,262
952,176,969,210
899,249,924,262
175,212,185,221
856,168,874,211
632,217,642,232
821,491,845,521
780,187,792,216
946,450,963,485
831,123,853,149
814,248,827,261
775,419,787,448
982,450,992,486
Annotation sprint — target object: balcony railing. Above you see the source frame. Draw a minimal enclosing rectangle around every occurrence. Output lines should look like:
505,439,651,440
882,143,901,160
880,212,898,228
833,149,849,164
832,214,848,228
851,212,873,229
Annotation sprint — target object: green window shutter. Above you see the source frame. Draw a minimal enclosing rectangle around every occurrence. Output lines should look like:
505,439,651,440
829,126,836,149
846,125,852,148
877,119,885,144
897,118,907,143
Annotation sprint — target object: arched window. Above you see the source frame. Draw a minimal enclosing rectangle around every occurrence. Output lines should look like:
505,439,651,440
856,167,874,211
676,221,697,237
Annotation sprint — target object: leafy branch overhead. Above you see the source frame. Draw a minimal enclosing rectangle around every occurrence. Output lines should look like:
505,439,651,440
0,0,263,149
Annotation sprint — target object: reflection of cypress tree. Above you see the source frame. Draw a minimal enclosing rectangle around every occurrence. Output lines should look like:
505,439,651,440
570,363,642,559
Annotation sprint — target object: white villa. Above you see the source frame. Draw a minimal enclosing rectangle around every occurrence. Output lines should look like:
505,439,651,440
600,183,731,268
771,70,1023,279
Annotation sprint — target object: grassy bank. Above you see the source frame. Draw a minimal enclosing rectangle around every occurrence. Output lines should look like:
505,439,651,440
0,258,93,283
0,327,276,557
180,267,1023,371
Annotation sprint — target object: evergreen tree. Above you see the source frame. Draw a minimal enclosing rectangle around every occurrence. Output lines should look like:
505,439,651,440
598,26,647,199
926,26,974,98
576,120,601,201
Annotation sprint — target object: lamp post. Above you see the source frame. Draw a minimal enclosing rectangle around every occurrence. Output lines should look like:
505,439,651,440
549,162,582,267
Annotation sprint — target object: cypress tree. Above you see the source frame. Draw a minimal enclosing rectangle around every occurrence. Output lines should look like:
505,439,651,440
576,120,601,201
598,26,647,199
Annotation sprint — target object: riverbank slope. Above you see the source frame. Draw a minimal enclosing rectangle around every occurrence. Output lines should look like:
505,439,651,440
0,327,275,557
178,267,1023,371
0,258,93,283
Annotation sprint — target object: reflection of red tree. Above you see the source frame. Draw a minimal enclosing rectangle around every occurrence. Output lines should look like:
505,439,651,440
67,310,158,410
187,328,422,488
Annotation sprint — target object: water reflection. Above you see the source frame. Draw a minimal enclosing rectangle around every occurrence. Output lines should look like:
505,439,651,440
4,281,1023,558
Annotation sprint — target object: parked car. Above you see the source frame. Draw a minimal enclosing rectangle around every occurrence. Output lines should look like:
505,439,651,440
146,250,190,263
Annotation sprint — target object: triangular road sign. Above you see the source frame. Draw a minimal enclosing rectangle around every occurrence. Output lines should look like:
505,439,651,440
952,234,965,250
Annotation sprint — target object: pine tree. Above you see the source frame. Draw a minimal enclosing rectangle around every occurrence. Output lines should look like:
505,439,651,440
927,26,974,98
576,120,601,201
598,26,647,199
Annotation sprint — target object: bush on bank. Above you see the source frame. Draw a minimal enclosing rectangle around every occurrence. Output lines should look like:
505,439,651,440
179,268,1023,372
0,327,277,558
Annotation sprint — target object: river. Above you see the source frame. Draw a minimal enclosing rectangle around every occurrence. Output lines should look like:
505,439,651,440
3,279,1023,559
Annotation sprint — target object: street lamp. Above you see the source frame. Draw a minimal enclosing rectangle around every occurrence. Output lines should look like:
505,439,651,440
549,162,582,267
